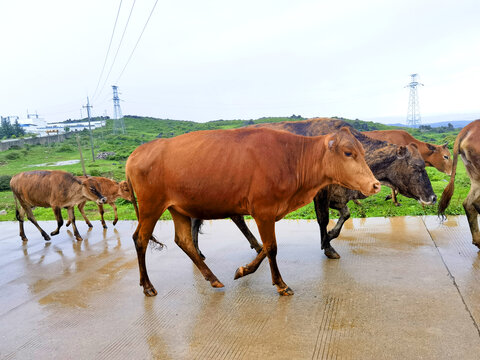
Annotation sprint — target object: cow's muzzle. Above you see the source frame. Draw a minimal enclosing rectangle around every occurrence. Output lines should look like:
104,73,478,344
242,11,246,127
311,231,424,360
419,194,437,206
97,197,107,204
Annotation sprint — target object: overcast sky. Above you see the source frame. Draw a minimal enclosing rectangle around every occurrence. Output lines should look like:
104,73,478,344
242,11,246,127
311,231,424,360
1,0,479,124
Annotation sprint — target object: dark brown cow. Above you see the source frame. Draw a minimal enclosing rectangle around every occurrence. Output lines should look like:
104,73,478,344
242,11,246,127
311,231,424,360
438,120,480,248
126,126,380,296
10,170,107,242
192,118,437,260
66,176,132,229
364,129,452,205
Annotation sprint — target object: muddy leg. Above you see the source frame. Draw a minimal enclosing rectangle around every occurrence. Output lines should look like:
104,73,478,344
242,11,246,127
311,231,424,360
327,205,350,240
463,183,480,248
112,203,119,226
171,210,223,288
314,190,339,259
15,205,28,242
230,215,262,253
98,203,107,229
50,207,64,236
191,218,206,260
67,207,83,241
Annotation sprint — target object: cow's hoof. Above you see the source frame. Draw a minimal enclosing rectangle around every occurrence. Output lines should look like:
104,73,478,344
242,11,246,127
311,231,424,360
210,280,224,288
394,202,402,207
75,236,83,241
87,223,93,228
472,241,480,250
102,225,108,229
234,267,245,280
50,230,59,236
113,219,118,226
278,287,294,296
324,247,341,259
65,222,71,227
42,234,51,241
143,287,158,297
21,237,28,242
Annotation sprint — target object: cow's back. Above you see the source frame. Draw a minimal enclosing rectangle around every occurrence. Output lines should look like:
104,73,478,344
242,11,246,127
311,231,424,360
364,130,416,146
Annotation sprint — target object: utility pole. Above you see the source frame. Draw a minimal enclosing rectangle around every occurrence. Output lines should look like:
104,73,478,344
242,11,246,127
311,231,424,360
83,96,95,162
112,85,125,134
405,74,424,127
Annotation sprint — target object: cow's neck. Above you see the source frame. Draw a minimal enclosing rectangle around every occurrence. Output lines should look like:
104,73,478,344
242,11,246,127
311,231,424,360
298,136,331,192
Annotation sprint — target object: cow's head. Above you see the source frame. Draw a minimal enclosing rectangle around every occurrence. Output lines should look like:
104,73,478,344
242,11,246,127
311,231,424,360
324,127,381,196
118,180,133,202
81,177,107,204
424,142,452,175
383,143,437,205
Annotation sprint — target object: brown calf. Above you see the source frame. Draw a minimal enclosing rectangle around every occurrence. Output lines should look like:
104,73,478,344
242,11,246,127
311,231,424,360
438,120,480,247
66,176,132,229
126,126,380,297
365,129,452,205
10,170,106,242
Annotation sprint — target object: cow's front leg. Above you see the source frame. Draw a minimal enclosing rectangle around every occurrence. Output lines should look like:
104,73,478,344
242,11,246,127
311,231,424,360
67,207,83,241
314,190,339,259
463,184,480,248
327,205,350,240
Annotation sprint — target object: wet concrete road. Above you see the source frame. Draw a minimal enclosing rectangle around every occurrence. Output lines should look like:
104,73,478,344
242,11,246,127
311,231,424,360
1,216,480,359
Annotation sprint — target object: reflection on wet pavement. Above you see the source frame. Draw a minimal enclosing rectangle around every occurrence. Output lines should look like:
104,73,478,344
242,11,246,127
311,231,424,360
1,217,480,359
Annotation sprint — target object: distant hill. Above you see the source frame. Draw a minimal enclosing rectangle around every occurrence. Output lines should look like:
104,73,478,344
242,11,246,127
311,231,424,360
389,120,472,128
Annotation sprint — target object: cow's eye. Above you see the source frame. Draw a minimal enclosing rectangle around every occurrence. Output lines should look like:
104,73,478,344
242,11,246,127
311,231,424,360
90,187,95,192
443,155,449,160
344,152,352,157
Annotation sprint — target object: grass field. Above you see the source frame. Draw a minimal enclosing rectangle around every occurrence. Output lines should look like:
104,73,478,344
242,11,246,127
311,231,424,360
0,116,469,223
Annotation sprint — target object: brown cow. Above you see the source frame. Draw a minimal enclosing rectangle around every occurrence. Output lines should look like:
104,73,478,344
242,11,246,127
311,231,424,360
66,176,132,229
364,129,452,205
438,120,480,248
126,126,380,296
10,170,107,242
192,118,437,260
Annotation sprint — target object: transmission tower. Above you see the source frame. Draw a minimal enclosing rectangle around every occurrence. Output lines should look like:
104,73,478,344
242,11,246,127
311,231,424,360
405,74,424,127
112,85,125,134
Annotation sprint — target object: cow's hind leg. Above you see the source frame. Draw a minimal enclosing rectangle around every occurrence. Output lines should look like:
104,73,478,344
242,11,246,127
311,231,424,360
50,207,64,236
67,207,83,241
171,210,223,288
231,215,262,253
15,205,28,242
98,203,107,229
24,205,50,241
463,182,480,248
191,218,206,260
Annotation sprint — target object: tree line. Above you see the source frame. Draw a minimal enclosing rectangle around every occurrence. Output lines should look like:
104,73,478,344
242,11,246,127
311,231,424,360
0,118,25,139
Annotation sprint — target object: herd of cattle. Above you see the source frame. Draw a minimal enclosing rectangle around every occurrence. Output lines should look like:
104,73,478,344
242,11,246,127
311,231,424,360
8,117,480,297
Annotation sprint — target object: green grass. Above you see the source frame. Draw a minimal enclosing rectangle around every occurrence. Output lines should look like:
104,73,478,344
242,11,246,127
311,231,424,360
0,116,468,222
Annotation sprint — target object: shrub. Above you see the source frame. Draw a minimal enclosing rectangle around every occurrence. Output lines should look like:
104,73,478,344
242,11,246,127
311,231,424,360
0,175,12,191
5,151,20,160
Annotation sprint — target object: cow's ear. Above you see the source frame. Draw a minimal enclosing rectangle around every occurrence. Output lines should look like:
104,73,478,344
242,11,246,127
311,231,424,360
442,142,448,149
397,145,408,159
120,181,129,192
426,143,436,152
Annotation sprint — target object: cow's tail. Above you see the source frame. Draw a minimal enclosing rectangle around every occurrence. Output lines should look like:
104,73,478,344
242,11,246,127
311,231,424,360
12,192,23,222
438,130,465,218
126,175,164,250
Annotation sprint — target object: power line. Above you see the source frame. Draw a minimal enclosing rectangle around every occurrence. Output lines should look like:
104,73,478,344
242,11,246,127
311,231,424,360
95,0,137,101
115,0,159,84
92,0,124,100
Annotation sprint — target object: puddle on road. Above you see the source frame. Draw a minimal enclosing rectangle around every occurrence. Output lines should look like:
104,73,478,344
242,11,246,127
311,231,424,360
29,160,80,167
